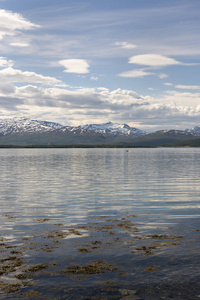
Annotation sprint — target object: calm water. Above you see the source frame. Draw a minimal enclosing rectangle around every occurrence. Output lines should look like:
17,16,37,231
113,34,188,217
0,148,200,299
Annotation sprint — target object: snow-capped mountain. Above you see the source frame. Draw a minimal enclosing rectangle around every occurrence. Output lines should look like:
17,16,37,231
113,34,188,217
186,126,200,134
155,127,200,137
79,121,146,136
0,118,62,135
153,129,194,136
0,118,146,137
0,117,200,146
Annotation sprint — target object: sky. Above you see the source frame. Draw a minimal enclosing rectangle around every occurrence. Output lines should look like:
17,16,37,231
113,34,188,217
0,0,200,131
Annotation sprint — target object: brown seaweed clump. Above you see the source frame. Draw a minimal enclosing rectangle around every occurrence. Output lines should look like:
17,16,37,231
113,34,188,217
64,260,118,276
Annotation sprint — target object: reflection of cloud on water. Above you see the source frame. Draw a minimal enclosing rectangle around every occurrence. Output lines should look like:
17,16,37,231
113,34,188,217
165,214,200,219
0,148,200,293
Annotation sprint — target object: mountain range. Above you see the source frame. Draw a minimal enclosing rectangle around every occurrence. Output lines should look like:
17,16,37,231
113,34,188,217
0,117,200,147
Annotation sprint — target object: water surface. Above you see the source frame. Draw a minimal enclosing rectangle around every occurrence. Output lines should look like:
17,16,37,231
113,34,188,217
0,148,200,299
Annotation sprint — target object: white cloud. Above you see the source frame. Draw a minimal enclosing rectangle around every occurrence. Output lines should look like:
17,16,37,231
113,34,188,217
97,87,109,92
0,67,65,86
118,68,155,78
0,57,14,68
118,55,183,79
0,9,40,40
115,42,137,49
0,84,200,130
10,42,29,47
105,88,143,105
164,82,173,86
159,73,168,79
91,76,98,81
0,82,16,94
129,54,182,67
157,90,200,107
175,85,200,90
59,59,90,74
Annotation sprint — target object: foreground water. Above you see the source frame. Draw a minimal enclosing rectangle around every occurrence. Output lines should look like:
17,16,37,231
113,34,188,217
0,148,199,299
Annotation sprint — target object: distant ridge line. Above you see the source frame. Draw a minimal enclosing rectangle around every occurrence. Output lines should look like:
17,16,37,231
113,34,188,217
0,117,199,147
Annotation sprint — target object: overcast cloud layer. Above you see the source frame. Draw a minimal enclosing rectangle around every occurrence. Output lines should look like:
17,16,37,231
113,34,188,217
0,0,200,130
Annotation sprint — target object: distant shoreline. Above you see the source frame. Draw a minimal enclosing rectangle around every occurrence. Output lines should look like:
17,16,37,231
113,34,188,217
0,144,198,148
0,144,156,148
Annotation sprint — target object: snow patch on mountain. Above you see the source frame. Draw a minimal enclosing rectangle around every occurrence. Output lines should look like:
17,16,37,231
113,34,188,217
79,121,146,136
186,126,200,134
155,129,192,135
0,117,62,135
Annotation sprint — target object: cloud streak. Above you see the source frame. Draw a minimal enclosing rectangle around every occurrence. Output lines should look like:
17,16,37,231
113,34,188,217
128,54,182,67
175,85,200,90
114,42,137,49
118,68,155,78
0,9,40,40
10,42,29,48
0,67,65,86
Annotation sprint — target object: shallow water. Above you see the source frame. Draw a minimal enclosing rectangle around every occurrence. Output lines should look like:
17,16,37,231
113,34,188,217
0,148,200,299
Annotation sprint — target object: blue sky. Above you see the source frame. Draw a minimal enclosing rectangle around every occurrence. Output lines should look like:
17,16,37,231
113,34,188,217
0,0,200,130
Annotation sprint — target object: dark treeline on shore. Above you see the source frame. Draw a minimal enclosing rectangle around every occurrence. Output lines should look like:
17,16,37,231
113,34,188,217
1,137,200,148
0,144,156,149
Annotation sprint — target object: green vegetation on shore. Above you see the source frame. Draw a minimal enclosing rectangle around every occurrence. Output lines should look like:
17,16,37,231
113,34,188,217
161,138,200,147
0,140,200,148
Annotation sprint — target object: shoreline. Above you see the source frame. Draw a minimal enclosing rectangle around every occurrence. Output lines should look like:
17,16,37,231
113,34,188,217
0,144,197,148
